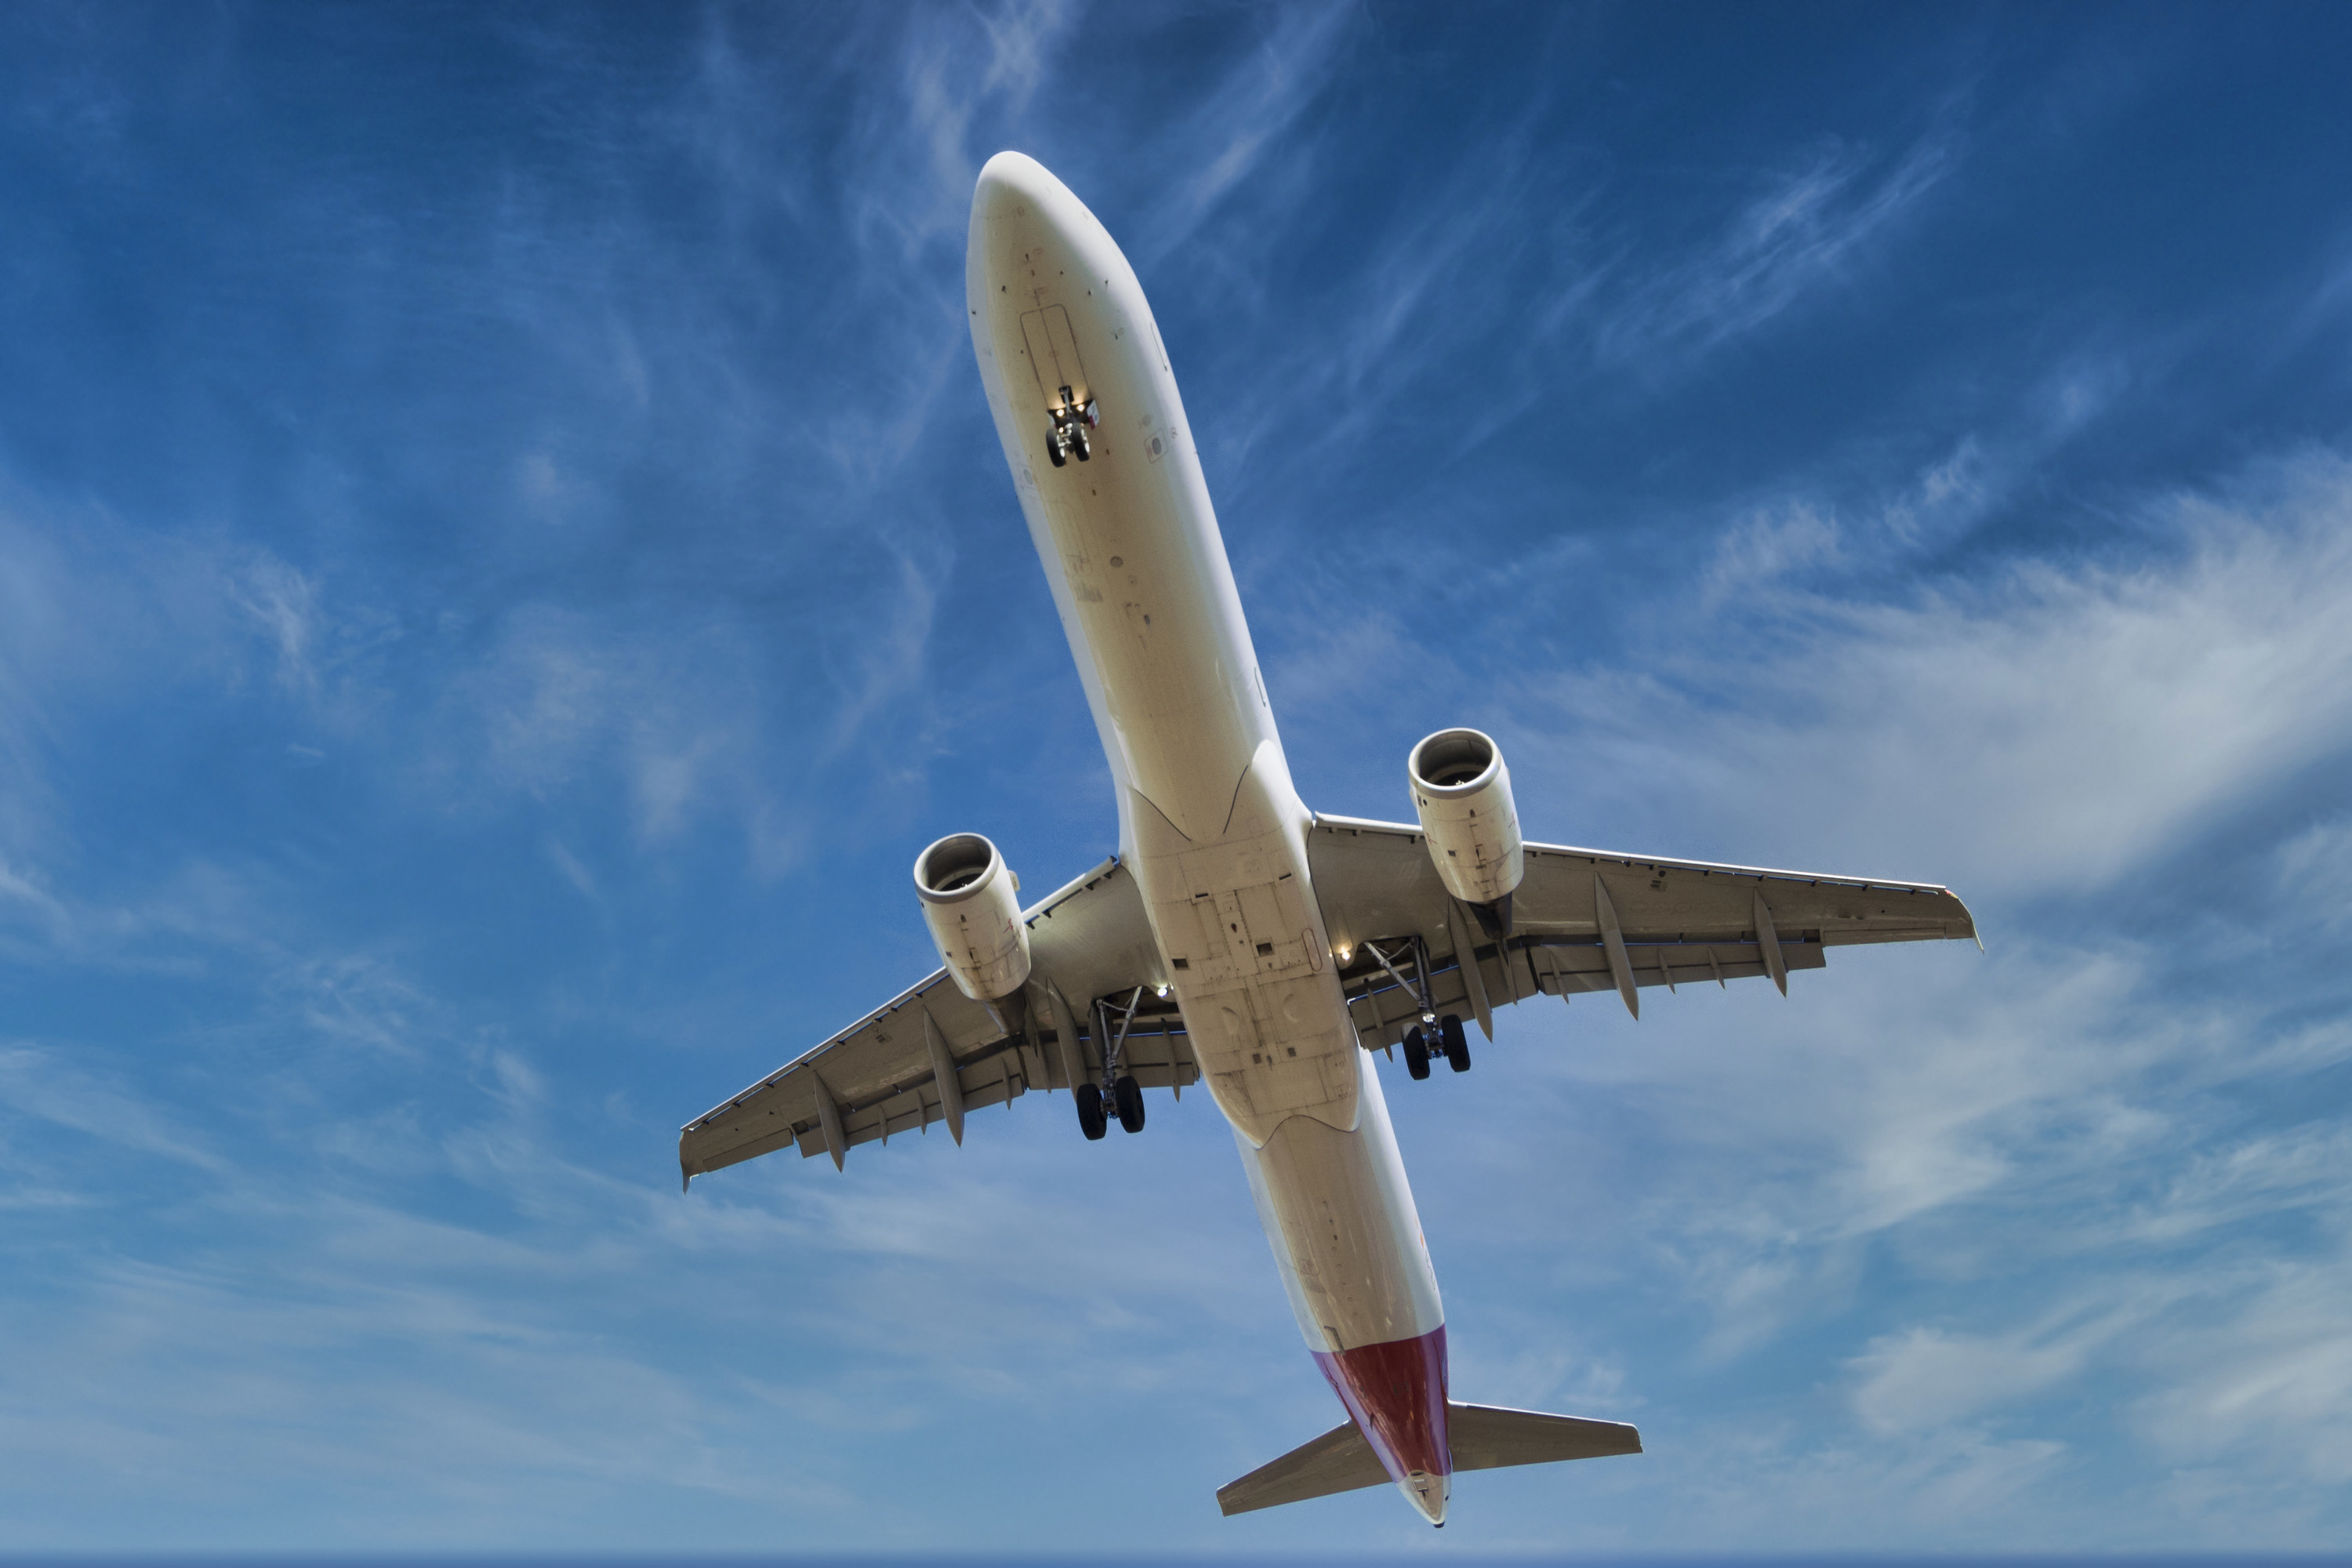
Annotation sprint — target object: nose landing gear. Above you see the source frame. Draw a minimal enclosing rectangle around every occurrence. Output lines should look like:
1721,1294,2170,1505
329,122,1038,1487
1045,384,1098,467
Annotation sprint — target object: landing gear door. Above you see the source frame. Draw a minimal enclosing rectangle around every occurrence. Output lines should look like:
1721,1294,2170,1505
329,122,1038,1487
1019,305,1089,412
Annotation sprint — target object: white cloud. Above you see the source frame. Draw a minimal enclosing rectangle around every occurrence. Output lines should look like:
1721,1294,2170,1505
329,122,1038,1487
0,1044,227,1173
230,552,323,696
1597,125,1962,372
1509,449,2352,898
2136,1254,2352,1487
2272,815,2352,933
1851,1324,2096,1434
1144,3,1354,263
1701,499,1842,604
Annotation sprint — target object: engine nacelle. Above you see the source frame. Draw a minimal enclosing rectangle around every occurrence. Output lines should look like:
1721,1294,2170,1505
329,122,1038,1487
914,833,1033,1003
1408,728,1525,909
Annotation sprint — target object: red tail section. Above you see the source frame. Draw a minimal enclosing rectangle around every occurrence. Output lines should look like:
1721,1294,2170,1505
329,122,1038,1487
1312,1324,1451,1483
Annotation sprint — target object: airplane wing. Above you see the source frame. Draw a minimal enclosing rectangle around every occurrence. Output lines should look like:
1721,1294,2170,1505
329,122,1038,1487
1306,814,1977,1040
678,856,1195,1184
683,819,1976,1181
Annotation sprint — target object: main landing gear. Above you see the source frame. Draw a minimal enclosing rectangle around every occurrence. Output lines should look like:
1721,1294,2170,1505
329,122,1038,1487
1075,986,1149,1141
1360,936,1473,1080
1404,1014,1470,1077
1046,384,1098,467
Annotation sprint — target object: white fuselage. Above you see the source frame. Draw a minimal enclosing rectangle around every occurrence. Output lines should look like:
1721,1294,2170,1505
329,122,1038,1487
967,153,1451,1523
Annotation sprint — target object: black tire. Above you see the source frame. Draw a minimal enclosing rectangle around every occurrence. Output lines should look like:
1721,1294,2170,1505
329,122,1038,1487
1441,1014,1471,1073
1075,1081,1108,1140
1047,439,1068,468
1112,1073,1145,1133
1072,429,1091,461
1403,1025,1432,1080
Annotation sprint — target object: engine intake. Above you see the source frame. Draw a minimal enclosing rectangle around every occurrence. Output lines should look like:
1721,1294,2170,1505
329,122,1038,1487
914,833,1033,1003
1408,728,1524,916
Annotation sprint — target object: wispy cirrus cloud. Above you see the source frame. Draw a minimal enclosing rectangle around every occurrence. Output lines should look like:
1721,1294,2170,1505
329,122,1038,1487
1594,125,1962,376
1138,2,1356,266
5,5,2352,1552
1495,448,2352,897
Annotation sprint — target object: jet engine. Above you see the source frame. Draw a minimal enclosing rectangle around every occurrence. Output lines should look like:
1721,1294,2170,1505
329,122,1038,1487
1408,728,1524,933
914,832,1033,1004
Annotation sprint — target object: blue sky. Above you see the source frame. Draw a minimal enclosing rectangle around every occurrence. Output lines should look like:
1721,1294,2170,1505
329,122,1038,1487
4,1,2352,1553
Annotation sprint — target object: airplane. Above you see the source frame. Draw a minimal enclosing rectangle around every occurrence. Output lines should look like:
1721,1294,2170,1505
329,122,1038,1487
678,151,1978,1526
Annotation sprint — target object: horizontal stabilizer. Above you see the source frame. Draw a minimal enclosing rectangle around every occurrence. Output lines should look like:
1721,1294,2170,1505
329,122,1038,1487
1215,1402,1641,1516
1215,1417,1390,1516
1449,1401,1642,1469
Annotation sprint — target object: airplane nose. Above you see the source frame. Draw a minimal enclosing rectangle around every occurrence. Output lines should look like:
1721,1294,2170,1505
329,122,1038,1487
973,149,1068,220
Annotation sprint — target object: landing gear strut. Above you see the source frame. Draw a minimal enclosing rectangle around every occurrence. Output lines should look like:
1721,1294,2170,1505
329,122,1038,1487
1363,936,1472,1081
1045,384,1098,467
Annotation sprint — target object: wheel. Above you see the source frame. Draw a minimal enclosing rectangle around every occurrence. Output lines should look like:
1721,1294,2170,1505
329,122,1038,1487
1441,1014,1471,1073
1112,1073,1145,1133
1047,434,1068,468
1075,1081,1108,1140
1402,1025,1432,1080
1072,428,1091,461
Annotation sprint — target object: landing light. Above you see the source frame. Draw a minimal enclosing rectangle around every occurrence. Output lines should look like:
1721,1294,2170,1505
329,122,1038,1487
1155,984,1171,999
1336,945,1353,964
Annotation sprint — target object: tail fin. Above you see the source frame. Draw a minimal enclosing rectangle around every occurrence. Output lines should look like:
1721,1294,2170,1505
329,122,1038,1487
1215,1403,1641,1516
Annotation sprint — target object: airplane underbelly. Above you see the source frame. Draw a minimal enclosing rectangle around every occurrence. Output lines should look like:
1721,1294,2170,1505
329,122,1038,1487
1239,1058,1445,1353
